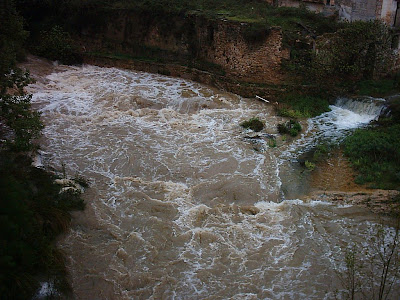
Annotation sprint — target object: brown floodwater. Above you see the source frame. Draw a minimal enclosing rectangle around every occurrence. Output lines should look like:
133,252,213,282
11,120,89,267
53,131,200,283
24,57,399,299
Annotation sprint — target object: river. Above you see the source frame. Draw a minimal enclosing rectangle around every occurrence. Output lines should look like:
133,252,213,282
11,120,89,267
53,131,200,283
24,57,398,299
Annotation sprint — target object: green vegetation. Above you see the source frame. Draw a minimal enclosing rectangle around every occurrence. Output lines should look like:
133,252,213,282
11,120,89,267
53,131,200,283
277,93,331,118
304,160,315,171
1,93,44,152
298,142,336,172
1,1,86,298
34,25,81,64
342,88,400,190
240,117,264,132
344,125,400,189
268,138,277,148
277,119,302,137
356,78,400,97
107,0,338,34
312,142,332,161
1,0,43,152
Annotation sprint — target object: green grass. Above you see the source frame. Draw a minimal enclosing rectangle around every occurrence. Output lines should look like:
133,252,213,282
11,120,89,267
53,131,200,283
30,0,339,41
342,87,400,190
344,125,400,189
277,93,331,118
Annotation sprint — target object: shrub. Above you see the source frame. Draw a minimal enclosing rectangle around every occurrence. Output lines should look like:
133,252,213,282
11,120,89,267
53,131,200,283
34,25,81,64
0,94,44,151
277,119,302,137
240,117,264,132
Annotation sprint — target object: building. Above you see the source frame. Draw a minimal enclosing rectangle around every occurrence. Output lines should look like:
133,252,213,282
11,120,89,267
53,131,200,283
271,0,400,27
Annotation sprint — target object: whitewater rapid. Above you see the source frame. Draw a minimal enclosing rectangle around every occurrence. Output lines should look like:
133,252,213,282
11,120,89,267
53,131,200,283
25,57,397,299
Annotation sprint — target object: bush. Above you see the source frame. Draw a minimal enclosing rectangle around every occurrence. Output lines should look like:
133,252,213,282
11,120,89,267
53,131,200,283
0,94,44,151
240,117,264,132
34,25,81,64
356,79,399,96
277,119,302,137
268,138,277,148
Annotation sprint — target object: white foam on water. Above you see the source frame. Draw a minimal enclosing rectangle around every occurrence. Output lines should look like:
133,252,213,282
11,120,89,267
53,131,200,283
280,97,386,160
26,60,399,299
33,281,59,299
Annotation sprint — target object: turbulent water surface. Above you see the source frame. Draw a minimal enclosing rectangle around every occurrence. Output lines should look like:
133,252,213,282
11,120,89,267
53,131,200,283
25,57,397,299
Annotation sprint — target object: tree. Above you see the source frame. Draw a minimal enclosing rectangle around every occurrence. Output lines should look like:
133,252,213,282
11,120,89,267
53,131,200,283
336,220,400,300
0,0,43,152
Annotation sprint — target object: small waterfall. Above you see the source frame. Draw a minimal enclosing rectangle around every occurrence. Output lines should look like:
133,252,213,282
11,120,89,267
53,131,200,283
281,96,387,159
335,96,386,118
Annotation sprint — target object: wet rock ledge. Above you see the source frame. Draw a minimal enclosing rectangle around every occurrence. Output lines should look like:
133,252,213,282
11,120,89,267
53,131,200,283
307,190,400,216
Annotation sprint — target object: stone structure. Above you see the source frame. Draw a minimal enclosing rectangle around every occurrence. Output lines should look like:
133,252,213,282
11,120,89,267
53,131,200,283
273,0,400,27
88,12,289,84
338,0,399,25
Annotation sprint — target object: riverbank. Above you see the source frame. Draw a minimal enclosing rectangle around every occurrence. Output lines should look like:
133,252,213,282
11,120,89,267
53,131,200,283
24,55,400,299
82,53,287,99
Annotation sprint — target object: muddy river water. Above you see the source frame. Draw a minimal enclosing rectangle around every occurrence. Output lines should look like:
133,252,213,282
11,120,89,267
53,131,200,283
24,57,398,299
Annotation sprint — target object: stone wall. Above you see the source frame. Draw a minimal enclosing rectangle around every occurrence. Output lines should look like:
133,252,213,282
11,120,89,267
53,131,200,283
83,11,289,84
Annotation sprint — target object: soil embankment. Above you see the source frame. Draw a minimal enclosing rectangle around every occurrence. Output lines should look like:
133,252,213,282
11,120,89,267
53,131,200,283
305,150,400,215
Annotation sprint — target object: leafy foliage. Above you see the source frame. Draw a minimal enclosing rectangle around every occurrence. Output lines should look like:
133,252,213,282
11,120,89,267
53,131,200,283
34,25,81,64
0,0,28,85
1,94,43,151
0,2,85,298
277,119,302,137
1,0,44,152
356,78,400,97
